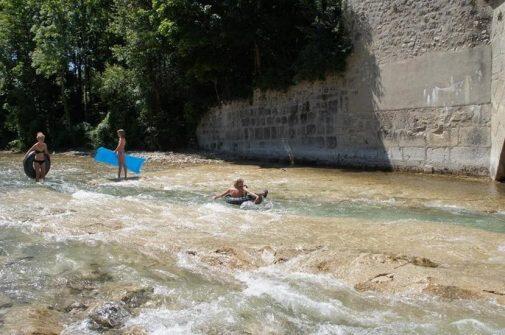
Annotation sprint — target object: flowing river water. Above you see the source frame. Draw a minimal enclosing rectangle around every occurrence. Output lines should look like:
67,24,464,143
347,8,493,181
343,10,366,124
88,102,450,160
0,152,504,334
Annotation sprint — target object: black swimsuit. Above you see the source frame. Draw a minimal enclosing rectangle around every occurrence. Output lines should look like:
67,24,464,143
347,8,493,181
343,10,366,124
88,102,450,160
34,149,45,164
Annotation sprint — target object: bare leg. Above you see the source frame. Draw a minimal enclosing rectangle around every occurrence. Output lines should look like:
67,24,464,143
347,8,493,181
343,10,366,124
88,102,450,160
40,162,46,182
123,162,127,179
118,153,125,180
33,163,40,182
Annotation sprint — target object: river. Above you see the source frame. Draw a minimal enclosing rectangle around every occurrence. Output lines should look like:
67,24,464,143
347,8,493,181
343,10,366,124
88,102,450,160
0,152,504,334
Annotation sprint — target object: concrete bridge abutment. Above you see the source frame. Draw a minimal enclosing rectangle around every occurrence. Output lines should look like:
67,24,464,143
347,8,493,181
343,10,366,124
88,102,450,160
197,0,505,180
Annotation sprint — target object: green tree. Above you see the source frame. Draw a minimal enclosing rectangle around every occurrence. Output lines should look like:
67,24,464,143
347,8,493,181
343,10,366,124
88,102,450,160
32,0,115,124
0,0,61,149
90,64,143,148
111,0,190,149
0,0,351,150
27,0,116,148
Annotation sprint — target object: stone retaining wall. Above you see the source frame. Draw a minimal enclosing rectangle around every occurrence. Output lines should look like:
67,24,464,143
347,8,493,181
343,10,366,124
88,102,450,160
490,0,505,180
197,0,498,176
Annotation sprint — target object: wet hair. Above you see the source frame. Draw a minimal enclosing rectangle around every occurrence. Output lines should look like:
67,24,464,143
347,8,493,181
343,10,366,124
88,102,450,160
36,132,45,140
117,129,126,138
234,178,244,188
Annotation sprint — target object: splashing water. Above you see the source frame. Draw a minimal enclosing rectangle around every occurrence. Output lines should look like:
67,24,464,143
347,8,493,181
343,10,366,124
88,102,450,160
0,153,504,334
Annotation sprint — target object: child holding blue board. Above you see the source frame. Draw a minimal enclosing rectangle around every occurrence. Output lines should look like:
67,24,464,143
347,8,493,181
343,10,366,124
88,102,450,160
114,129,127,180
94,142,145,175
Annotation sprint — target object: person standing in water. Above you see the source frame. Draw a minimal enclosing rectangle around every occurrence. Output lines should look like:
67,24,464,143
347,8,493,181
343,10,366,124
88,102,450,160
24,132,50,183
114,129,127,180
213,178,268,205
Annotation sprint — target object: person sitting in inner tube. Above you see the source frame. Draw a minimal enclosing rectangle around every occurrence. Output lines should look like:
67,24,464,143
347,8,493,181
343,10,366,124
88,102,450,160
213,178,268,205
24,132,50,183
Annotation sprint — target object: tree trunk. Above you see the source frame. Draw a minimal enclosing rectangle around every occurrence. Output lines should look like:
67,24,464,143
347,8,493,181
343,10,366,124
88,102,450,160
76,55,84,123
213,80,221,105
254,42,261,75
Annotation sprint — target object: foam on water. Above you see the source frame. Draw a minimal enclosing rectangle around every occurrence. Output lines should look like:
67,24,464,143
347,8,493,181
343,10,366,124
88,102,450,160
71,189,115,202
423,201,470,214
450,318,505,335
125,309,202,335
315,322,437,335
174,251,225,280
1,154,505,334
237,272,354,320
61,320,95,335
199,201,231,214
117,264,505,334
240,200,274,211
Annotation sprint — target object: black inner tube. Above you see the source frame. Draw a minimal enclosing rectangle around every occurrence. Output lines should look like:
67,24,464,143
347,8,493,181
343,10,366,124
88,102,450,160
23,152,51,179
225,195,255,205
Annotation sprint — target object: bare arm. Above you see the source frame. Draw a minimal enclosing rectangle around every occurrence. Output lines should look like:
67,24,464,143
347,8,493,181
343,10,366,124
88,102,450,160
114,139,121,153
213,189,231,200
24,144,37,158
244,187,259,199
43,144,50,158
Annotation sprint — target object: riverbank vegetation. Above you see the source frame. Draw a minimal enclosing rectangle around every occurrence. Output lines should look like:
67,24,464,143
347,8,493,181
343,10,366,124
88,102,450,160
0,0,351,150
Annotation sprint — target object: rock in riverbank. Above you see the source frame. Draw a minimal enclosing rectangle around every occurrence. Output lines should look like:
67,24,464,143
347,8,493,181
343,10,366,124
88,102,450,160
105,284,154,308
3,306,63,335
88,301,131,330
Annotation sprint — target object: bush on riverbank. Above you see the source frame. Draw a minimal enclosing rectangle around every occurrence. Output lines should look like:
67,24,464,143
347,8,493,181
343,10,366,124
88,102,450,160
0,0,352,150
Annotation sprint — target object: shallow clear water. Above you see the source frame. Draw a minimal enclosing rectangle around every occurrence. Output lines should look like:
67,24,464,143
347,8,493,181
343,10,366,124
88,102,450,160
0,153,504,334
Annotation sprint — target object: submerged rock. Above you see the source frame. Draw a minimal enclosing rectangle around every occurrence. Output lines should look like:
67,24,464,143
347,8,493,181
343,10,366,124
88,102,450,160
64,301,88,313
107,284,154,309
0,294,13,309
199,246,254,269
3,306,63,335
120,325,149,335
391,255,439,268
355,272,395,292
66,267,114,293
88,301,131,330
121,287,153,308
424,281,481,300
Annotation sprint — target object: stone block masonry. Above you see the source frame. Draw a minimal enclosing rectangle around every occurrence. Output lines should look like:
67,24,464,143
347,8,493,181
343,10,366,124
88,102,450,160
197,0,503,177
490,0,505,180
198,91,491,174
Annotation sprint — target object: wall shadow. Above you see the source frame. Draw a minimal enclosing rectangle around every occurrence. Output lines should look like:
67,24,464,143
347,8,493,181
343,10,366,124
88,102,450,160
197,5,393,172
334,7,389,170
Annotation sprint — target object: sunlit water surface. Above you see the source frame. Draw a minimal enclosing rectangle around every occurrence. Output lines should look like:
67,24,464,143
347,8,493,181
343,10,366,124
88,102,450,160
0,153,504,334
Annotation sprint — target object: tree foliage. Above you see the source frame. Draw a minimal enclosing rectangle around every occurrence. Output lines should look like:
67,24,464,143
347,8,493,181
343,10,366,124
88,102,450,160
0,0,351,150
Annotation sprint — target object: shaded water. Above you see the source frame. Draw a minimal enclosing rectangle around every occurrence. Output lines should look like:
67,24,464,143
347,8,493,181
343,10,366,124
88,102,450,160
0,153,504,334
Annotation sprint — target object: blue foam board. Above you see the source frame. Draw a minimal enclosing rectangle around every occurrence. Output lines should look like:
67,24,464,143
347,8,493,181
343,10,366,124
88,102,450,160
94,147,145,174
